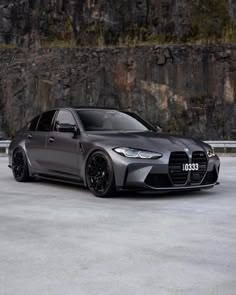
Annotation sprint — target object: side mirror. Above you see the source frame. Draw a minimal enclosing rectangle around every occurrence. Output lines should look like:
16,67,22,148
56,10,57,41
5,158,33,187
56,123,78,134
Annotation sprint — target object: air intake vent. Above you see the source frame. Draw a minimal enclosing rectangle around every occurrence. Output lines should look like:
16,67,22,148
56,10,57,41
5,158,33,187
202,168,218,185
145,174,172,188
169,152,189,185
191,151,208,184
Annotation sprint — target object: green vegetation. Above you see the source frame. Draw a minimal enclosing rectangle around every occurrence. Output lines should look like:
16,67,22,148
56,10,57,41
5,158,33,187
41,39,77,48
187,0,235,43
224,24,236,43
30,0,236,48
40,15,75,48
165,117,182,134
0,44,17,49
64,17,73,36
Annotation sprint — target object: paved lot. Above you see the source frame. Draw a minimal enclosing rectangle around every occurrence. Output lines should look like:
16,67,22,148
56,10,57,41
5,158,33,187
0,157,236,295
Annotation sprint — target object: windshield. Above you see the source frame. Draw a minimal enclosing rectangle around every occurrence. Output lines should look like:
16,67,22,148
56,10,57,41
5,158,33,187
76,110,150,132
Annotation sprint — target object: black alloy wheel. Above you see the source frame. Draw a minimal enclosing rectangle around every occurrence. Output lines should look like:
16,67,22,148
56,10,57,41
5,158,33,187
86,151,115,197
12,148,31,182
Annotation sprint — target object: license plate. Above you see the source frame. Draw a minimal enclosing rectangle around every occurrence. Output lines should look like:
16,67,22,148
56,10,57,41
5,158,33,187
182,163,199,171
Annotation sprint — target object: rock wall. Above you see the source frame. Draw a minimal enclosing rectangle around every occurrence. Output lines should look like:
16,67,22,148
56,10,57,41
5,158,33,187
0,1,236,139
0,0,236,46
0,44,236,139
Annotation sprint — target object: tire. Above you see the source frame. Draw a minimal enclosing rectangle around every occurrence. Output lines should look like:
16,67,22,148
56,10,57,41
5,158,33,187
85,151,116,198
12,147,32,182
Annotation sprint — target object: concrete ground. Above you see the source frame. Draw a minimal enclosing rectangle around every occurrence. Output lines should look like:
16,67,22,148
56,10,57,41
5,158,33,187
0,157,235,295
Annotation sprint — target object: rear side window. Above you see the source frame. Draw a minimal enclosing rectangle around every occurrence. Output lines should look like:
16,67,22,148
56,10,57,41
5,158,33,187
29,115,40,131
37,110,56,132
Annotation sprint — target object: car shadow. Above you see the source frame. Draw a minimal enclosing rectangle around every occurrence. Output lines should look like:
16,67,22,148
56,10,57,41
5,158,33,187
113,189,216,201
21,178,216,201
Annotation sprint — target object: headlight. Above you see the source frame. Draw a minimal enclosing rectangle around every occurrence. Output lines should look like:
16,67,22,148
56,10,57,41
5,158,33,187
207,146,216,158
113,147,162,159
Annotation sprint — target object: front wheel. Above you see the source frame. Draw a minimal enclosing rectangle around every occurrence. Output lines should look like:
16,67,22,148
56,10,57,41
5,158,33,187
12,148,32,182
85,151,116,198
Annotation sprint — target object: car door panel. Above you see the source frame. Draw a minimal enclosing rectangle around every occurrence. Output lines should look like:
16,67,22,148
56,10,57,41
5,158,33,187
44,110,83,177
25,132,47,171
45,131,81,176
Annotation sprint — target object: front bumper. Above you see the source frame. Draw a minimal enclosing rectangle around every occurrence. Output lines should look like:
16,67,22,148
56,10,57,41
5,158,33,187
112,151,220,192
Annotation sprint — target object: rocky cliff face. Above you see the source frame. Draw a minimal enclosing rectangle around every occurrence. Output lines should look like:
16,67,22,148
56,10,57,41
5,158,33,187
0,0,236,46
0,1,236,139
0,44,235,139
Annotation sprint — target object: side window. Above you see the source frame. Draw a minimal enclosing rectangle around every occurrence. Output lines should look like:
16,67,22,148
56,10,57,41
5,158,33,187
54,110,76,131
37,110,56,132
29,115,40,131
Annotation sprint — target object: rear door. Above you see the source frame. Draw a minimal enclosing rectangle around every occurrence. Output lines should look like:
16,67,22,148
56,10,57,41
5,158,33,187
45,110,82,177
25,110,56,172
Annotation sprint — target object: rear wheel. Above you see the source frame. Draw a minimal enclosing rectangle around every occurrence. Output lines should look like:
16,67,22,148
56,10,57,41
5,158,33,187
12,148,32,182
85,151,116,198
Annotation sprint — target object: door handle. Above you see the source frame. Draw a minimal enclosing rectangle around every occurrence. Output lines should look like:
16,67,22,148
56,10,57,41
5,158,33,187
48,137,55,143
28,134,33,139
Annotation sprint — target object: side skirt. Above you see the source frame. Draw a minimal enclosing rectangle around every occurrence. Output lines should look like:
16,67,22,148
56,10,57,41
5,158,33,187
34,173,85,187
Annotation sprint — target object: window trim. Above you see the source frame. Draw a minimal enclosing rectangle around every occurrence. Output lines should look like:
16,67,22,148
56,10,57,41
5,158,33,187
28,114,41,132
35,114,42,131
36,110,57,132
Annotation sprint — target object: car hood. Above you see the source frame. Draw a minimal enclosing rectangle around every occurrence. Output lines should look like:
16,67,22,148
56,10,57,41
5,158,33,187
86,131,209,154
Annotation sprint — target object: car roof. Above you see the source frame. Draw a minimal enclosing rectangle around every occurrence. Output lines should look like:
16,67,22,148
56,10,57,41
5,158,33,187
70,106,120,111
58,106,130,113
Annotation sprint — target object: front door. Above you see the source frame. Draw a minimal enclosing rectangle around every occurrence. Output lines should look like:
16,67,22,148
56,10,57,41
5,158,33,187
45,110,82,177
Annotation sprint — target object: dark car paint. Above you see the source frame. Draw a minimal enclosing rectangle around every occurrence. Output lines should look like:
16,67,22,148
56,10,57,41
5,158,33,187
9,107,220,192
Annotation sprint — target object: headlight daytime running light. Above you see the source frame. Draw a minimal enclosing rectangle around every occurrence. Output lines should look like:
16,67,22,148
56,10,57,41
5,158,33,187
207,146,216,158
114,147,163,159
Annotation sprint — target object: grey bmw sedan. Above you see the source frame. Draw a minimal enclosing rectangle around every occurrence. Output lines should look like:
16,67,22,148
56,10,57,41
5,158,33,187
8,107,220,197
